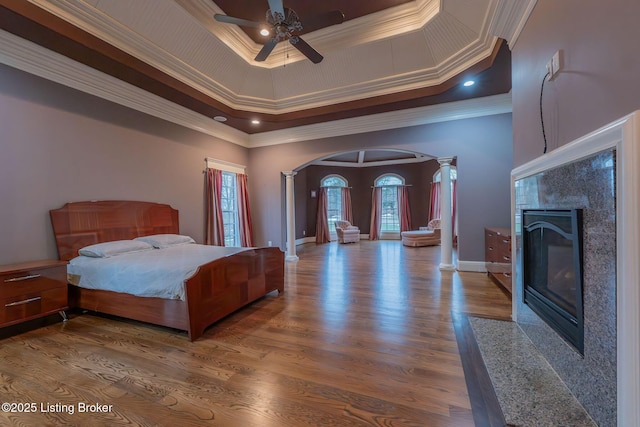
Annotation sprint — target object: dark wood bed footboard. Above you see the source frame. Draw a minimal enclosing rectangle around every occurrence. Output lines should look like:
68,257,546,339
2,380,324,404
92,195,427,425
51,201,285,341
184,247,284,340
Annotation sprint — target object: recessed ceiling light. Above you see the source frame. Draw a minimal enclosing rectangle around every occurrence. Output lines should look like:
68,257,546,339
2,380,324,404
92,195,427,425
260,28,270,36
214,116,227,122
463,80,475,87
251,119,260,125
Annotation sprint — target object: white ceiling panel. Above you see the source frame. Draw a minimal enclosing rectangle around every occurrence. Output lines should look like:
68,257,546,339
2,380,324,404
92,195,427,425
443,0,494,35
390,30,437,74
421,12,480,64
22,0,535,116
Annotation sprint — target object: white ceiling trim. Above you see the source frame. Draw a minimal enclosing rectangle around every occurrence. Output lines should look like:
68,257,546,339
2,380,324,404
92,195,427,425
0,28,511,150
314,154,433,169
248,93,513,147
315,158,432,168
0,28,250,147
177,0,441,68
489,0,538,48
27,0,503,114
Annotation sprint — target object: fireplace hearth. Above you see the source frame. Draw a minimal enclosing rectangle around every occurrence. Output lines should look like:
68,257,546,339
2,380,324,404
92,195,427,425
522,209,584,354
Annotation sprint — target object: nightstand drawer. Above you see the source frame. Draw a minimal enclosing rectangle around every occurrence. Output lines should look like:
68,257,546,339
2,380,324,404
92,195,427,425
1,287,68,326
0,265,67,299
0,260,68,329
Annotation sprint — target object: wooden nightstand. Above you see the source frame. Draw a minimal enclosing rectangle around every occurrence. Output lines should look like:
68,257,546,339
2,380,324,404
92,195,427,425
0,260,68,328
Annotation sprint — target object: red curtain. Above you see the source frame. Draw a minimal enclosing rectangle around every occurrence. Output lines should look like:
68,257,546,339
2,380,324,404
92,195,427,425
429,180,458,238
341,187,353,223
369,187,382,240
397,186,412,232
204,168,225,246
236,173,254,247
429,181,441,222
315,187,330,244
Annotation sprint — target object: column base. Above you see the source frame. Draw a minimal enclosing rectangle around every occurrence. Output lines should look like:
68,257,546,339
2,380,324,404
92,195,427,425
439,263,456,271
285,255,299,262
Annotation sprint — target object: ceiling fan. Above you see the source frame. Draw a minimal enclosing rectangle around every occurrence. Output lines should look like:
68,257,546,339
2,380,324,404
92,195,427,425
214,0,344,64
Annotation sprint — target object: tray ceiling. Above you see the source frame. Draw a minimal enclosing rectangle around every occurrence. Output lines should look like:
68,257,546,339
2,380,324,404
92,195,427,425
0,0,536,137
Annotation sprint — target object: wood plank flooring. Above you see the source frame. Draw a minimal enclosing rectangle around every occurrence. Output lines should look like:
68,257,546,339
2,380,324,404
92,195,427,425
0,241,512,426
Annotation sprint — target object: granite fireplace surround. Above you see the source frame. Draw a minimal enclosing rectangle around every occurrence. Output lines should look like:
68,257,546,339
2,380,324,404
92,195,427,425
510,111,640,427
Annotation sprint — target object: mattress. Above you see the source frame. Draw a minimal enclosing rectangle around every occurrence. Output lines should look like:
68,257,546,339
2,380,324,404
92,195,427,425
67,244,249,300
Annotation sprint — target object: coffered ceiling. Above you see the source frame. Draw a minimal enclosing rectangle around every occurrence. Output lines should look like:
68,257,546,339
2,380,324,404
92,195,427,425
0,0,537,144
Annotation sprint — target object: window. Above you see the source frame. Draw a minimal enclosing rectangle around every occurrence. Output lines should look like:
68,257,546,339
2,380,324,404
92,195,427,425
433,166,457,217
321,175,347,233
221,171,240,246
375,174,404,233
433,167,457,183
205,157,252,247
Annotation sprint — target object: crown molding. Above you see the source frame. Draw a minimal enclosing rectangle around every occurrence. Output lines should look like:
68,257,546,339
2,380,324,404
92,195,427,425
314,156,432,168
26,0,502,114
0,28,250,147
248,93,513,147
178,0,441,68
0,27,511,150
489,0,538,48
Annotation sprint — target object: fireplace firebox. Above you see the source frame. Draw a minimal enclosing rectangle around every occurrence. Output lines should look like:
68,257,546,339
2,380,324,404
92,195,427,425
522,209,584,354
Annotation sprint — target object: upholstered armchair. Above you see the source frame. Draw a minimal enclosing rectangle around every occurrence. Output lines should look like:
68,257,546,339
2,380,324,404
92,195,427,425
401,219,441,247
335,220,360,243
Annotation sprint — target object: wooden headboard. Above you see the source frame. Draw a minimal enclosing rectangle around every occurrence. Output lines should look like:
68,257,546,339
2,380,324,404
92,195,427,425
50,201,179,261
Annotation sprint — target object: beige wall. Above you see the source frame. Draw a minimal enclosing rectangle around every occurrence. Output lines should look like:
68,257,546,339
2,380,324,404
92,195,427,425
0,62,513,265
0,64,247,264
512,0,640,166
249,113,513,261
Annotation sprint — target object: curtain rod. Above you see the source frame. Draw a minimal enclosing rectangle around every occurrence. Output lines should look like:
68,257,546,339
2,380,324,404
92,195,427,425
371,184,413,188
320,186,353,189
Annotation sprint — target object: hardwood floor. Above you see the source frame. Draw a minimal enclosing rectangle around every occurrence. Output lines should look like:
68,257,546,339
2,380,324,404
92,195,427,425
0,241,512,426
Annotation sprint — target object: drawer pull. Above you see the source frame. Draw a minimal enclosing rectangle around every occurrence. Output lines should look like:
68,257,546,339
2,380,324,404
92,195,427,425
502,239,510,244
4,274,41,283
5,296,41,307
503,256,511,262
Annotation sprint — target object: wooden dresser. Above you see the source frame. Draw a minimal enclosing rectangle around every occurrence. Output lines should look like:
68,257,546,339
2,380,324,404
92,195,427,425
0,260,68,328
485,227,512,295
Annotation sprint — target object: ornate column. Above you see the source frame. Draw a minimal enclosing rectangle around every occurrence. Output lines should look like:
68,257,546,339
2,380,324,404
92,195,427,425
438,157,455,271
282,171,299,262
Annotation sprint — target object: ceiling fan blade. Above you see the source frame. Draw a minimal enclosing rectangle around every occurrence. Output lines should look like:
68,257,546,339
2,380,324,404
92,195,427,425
290,36,323,64
268,0,285,21
214,14,262,28
255,38,279,62
301,10,345,30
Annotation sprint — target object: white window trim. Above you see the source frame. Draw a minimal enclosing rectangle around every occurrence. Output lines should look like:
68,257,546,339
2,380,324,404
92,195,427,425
375,173,404,239
206,157,246,175
321,174,348,242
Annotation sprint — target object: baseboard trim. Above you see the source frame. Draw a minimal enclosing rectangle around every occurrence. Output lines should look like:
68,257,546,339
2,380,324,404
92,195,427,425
457,261,487,272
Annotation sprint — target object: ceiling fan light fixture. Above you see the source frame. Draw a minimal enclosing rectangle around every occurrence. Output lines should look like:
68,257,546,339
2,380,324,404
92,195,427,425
215,0,344,64
463,80,475,87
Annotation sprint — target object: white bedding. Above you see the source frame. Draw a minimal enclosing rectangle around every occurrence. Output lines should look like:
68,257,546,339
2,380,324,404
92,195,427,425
67,244,250,300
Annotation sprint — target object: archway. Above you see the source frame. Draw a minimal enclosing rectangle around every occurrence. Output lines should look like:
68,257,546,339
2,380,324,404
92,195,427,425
282,149,456,268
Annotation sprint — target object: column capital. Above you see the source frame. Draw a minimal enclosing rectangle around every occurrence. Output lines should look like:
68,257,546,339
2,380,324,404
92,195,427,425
282,171,297,177
437,157,455,166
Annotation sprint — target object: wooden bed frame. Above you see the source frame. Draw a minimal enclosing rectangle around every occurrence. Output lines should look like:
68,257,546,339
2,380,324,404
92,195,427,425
49,200,284,341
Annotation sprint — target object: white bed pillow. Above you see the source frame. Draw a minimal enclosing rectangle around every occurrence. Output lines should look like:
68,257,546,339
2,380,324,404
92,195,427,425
134,234,195,249
78,240,154,258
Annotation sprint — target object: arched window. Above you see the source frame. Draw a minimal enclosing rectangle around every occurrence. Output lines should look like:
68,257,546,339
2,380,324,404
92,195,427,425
321,175,348,232
375,174,404,234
